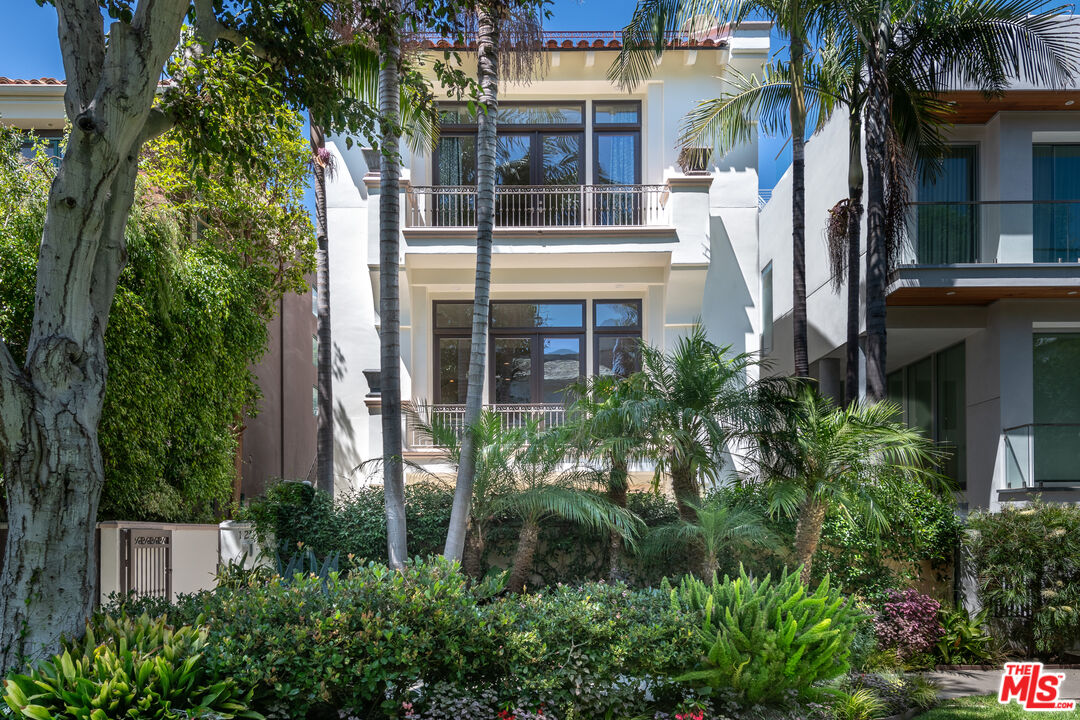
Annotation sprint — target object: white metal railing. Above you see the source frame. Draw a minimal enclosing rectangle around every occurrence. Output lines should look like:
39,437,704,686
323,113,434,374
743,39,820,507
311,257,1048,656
407,403,567,448
406,184,668,229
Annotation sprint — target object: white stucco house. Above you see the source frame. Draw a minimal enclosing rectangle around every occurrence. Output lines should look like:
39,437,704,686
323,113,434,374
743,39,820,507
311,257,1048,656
759,78,1080,511
324,26,772,489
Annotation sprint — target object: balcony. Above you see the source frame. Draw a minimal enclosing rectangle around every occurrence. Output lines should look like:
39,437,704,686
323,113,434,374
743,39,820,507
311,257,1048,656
907,200,1080,264
406,403,567,449
1004,423,1080,490
889,200,1080,305
405,184,668,229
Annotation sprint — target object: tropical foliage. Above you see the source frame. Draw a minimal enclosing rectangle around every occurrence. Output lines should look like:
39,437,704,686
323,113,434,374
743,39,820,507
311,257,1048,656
965,499,1080,659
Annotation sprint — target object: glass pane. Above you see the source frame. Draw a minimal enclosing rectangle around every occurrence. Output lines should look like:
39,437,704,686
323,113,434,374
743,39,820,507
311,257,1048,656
887,370,904,409
434,303,472,328
594,102,640,125
500,104,582,125
595,301,641,328
761,264,773,352
496,135,531,187
543,135,580,185
905,357,933,435
935,343,966,488
1033,145,1080,262
917,146,977,263
542,337,582,401
1034,333,1080,484
494,337,533,403
437,136,477,185
491,302,584,328
596,133,638,185
597,335,641,379
438,338,471,403
438,105,476,124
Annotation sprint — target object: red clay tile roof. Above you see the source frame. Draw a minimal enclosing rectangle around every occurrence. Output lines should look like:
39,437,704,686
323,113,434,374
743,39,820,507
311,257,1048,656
414,29,730,50
0,77,65,85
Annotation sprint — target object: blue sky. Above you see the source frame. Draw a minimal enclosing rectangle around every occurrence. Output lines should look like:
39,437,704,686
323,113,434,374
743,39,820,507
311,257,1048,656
0,0,790,189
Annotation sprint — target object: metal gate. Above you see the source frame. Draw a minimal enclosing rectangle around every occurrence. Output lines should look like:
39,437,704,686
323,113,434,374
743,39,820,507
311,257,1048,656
121,527,172,600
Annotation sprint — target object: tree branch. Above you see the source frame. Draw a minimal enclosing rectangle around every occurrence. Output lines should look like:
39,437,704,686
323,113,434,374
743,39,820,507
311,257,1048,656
54,0,106,120
140,107,178,144
192,0,270,58
0,338,29,455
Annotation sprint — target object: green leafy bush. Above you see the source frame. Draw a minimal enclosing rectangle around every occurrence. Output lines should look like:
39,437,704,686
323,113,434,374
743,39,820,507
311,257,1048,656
488,581,700,717
2,614,258,720
671,567,862,704
935,606,996,665
160,558,497,718
965,499,1080,659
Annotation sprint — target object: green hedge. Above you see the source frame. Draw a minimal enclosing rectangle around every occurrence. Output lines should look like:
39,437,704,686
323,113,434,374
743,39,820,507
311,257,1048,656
95,558,860,719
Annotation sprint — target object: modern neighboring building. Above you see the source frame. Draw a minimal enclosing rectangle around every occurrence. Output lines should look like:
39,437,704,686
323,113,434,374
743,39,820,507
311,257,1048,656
325,27,772,489
760,77,1080,510
0,77,317,503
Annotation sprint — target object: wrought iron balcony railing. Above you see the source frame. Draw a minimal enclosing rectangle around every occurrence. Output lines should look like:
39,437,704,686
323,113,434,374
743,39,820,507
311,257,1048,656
405,184,668,229
406,403,566,449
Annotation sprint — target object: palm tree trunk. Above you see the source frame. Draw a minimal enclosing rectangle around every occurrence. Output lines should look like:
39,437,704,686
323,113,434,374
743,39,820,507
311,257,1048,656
508,518,540,593
670,462,700,522
844,95,864,408
379,6,406,569
790,28,809,379
793,498,827,585
310,119,334,495
462,517,485,578
445,3,498,562
864,34,890,402
607,457,629,583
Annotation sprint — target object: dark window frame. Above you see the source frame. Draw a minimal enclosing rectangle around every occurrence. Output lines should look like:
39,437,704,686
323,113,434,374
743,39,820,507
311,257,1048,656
592,100,642,186
592,299,643,377
433,300,587,404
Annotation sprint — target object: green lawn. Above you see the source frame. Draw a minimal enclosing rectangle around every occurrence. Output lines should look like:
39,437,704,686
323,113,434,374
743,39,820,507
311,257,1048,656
914,695,1080,719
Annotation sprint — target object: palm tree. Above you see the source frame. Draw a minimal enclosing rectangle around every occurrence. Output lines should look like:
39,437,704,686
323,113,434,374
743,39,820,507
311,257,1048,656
415,409,638,589
637,325,794,523
378,0,408,569
847,0,1080,400
565,374,652,581
445,1,544,564
610,0,826,378
642,494,778,579
751,388,946,583
310,121,336,495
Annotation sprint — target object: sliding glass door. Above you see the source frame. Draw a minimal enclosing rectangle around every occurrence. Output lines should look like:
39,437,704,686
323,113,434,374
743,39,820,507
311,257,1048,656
1033,145,1080,262
916,146,978,263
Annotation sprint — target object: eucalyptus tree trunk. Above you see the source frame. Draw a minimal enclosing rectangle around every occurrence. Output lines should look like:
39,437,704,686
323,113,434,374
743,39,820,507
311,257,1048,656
379,2,407,569
508,518,540,593
793,498,827,584
445,4,499,562
844,93,865,407
864,33,890,402
310,120,335,495
790,28,809,379
607,456,629,583
0,0,188,670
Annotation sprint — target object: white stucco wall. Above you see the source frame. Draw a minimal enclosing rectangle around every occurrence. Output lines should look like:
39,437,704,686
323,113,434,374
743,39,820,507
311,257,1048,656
325,30,770,490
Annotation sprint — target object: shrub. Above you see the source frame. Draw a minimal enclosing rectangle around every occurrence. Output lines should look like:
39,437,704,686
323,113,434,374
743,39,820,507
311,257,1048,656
874,589,942,662
2,614,258,720
935,607,996,665
488,581,700,718
845,671,937,716
160,558,497,718
965,499,1080,659
670,568,862,705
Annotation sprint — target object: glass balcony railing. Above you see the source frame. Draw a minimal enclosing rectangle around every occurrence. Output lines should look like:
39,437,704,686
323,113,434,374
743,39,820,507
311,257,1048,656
908,200,1080,264
1003,423,1080,489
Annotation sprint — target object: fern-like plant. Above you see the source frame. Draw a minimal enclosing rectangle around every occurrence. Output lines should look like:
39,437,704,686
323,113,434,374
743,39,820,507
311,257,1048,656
671,566,862,704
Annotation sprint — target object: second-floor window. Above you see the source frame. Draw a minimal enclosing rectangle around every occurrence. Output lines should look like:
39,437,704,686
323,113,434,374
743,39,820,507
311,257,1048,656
916,145,978,264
